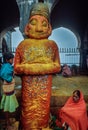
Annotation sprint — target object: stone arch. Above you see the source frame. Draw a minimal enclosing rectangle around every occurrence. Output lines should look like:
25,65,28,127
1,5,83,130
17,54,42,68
2,38,9,54
49,26,80,67
2,38,9,62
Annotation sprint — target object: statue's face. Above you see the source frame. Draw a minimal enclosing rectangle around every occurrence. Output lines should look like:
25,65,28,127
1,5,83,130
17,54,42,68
25,15,51,39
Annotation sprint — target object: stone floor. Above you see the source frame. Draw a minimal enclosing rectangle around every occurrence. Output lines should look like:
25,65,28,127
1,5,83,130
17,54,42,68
0,74,88,129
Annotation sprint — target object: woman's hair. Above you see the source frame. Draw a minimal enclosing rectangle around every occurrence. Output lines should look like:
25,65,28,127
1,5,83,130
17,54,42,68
3,52,14,63
73,90,81,98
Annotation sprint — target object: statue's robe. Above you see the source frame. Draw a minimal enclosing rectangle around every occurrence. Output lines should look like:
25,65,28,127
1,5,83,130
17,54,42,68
14,39,60,129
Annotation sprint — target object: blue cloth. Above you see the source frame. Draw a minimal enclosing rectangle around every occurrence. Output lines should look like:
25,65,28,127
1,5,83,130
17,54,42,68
0,63,13,82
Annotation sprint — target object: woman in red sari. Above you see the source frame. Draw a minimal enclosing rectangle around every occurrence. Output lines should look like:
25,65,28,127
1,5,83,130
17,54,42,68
59,90,88,130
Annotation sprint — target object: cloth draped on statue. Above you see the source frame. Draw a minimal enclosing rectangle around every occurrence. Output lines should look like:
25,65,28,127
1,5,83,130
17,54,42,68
14,39,61,129
59,91,88,130
21,75,52,129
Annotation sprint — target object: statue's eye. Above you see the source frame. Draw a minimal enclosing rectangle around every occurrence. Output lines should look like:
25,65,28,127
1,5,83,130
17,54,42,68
42,21,48,27
29,19,37,25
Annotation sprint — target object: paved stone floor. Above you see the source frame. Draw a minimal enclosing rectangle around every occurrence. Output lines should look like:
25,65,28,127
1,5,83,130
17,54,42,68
0,74,88,129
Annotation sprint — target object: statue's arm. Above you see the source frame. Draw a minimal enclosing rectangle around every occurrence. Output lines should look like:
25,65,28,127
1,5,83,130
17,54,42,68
14,47,61,75
14,41,61,75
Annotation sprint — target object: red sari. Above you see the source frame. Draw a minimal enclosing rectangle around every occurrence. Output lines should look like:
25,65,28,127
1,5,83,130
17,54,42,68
59,92,88,130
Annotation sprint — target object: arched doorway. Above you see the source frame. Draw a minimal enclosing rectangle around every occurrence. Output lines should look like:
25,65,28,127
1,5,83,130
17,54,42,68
49,27,80,66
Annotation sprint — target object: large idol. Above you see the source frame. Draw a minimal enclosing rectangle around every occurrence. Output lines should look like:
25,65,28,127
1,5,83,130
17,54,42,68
14,3,61,130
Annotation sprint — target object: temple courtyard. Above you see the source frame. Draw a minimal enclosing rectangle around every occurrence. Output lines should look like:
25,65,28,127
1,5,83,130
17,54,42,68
0,74,88,129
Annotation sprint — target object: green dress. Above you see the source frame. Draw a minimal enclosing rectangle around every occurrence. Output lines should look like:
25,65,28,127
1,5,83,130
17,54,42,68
0,93,19,112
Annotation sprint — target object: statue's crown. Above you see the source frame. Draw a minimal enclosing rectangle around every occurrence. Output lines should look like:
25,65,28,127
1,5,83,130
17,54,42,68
30,2,49,21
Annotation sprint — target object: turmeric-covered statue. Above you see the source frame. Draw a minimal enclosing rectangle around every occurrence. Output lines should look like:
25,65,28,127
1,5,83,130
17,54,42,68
14,3,61,130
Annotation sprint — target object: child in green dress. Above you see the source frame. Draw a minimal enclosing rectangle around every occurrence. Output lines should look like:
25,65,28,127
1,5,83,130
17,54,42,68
0,52,19,129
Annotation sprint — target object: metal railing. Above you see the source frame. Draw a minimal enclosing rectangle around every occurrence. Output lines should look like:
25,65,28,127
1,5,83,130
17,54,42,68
59,48,80,66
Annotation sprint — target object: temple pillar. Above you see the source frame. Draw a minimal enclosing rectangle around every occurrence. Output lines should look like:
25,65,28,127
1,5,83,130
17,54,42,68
80,26,88,74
